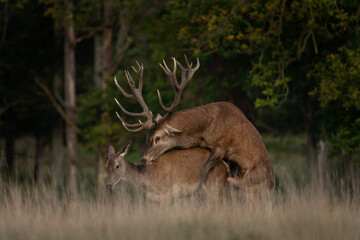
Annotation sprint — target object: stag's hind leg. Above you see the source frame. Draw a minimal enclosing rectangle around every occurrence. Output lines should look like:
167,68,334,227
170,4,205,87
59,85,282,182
198,148,226,191
229,160,275,200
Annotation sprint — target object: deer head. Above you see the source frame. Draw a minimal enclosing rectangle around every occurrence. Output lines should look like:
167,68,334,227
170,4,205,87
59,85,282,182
105,142,131,190
114,56,200,164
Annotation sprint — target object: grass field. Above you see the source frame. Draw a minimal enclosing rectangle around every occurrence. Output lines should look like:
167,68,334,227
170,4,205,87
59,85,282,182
0,135,359,240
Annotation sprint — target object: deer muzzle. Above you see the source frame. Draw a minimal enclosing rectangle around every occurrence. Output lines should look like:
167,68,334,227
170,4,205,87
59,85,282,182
106,183,114,190
141,157,153,165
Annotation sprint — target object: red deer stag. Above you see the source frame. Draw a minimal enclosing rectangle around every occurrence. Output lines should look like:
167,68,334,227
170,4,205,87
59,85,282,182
105,142,228,202
114,57,274,192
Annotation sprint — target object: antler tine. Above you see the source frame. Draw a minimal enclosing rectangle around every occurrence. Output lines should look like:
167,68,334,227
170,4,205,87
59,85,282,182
174,58,185,71
114,61,155,132
124,70,136,89
163,59,179,87
114,98,145,117
174,58,187,87
125,69,142,101
114,76,133,99
115,112,144,128
157,89,170,112
131,61,143,73
184,55,190,67
131,65,137,73
179,56,200,86
162,59,172,73
135,60,141,68
116,115,144,133
170,57,179,89
194,57,200,70
129,64,143,93
137,63,144,93
157,56,200,113
160,58,180,90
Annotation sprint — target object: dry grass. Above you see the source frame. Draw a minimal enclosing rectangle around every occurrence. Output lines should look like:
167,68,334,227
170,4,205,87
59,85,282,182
0,180,359,240
1,136,359,239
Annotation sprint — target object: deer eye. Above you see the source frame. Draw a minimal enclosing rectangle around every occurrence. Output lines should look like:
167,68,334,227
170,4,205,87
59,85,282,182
115,165,120,169
154,136,161,144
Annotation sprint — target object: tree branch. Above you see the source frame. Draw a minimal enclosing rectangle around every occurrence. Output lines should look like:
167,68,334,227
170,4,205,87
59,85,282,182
0,99,20,117
34,77,80,132
110,36,134,76
253,119,279,135
311,31,318,55
74,22,113,45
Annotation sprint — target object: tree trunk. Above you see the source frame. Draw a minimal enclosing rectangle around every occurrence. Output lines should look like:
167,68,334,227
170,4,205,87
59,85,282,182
64,0,78,201
94,32,104,88
343,153,358,195
51,122,64,188
51,71,65,187
306,127,329,189
306,127,317,182
103,0,113,80
34,136,47,184
4,136,15,180
97,147,107,198
316,139,328,190
96,0,114,199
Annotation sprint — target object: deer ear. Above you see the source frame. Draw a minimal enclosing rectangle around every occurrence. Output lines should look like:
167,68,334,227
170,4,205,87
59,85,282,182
107,145,115,158
155,113,163,124
165,125,182,135
119,141,132,157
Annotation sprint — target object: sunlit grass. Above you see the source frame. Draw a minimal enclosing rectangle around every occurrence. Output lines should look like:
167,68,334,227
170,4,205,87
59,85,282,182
1,135,359,239
0,180,359,240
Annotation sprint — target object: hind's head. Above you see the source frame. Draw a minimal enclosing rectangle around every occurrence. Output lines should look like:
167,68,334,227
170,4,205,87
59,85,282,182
105,142,131,190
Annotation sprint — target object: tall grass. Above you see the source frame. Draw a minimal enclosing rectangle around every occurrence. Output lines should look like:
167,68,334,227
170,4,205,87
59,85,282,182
1,135,359,239
0,178,359,240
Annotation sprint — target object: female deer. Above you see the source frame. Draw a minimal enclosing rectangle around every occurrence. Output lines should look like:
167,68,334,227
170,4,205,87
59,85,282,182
106,142,229,202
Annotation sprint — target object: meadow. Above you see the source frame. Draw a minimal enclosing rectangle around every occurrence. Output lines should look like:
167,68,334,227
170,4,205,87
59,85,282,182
0,135,359,240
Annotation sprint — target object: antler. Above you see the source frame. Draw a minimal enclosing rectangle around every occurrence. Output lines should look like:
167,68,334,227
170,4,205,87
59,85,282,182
157,55,200,112
114,61,155,132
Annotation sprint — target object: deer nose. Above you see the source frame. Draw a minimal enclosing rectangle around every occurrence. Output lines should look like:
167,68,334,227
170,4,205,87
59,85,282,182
106,183,114,190
141,158,153,165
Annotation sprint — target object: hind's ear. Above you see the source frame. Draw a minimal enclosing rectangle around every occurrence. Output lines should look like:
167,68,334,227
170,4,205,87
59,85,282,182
107,145,115,158
119,141,132,157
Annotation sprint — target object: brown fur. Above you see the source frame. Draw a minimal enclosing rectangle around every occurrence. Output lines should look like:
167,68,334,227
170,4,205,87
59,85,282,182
106,146,229,203
142,102,275,191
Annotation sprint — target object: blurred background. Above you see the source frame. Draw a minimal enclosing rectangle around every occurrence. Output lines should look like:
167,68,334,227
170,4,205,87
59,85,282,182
0,0,359,198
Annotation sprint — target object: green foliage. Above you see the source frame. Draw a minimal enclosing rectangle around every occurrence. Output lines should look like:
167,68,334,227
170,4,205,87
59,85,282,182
153,0,355,108
310,48,360,111
309,47,360,154
77,77,129,149
40,0,103,29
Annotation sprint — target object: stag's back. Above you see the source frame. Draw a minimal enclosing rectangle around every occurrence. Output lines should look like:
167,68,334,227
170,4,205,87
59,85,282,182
200,102,269,166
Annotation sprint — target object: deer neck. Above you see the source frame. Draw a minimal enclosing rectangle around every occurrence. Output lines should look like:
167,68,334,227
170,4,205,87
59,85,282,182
167,107,211,136
122,160,152,192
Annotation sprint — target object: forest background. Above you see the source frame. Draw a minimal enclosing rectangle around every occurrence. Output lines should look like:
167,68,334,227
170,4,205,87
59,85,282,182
0,0,359,200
